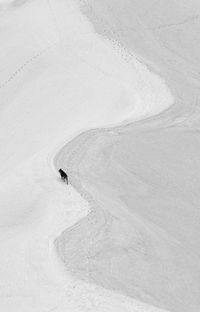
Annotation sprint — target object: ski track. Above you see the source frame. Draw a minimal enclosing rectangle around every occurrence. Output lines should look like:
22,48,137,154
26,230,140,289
0,42,58,90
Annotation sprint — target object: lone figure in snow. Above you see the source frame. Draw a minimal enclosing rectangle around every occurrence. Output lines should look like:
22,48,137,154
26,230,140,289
59,168,68,184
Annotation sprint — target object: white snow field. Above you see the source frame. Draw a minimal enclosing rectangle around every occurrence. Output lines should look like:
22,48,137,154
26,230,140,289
0,0,173,311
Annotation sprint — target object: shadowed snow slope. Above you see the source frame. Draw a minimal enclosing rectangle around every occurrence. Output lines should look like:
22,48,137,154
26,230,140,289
0,0,173,311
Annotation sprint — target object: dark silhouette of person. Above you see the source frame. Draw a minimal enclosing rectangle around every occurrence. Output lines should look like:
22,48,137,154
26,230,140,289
59,168,68,184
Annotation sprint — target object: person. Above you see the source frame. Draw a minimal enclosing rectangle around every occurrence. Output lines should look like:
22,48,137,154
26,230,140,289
59,168,68,184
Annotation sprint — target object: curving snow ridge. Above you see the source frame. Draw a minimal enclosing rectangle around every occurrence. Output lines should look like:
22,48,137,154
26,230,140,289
0,0,173,311
0,0,173,174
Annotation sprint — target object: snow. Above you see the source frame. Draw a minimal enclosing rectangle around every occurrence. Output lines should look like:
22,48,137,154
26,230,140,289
0,0,173,311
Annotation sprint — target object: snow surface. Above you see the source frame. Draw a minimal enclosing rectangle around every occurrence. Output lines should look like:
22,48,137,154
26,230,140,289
0,0,173,311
